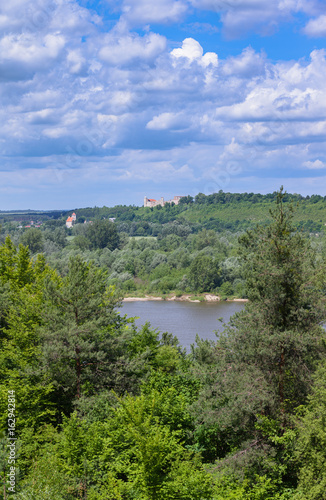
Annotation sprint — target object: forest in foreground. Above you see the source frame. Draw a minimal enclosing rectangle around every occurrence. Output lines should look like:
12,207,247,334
1,189,326,498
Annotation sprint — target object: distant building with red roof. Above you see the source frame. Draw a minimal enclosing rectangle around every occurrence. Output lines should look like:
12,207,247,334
65,212,77,228
66,216,74,228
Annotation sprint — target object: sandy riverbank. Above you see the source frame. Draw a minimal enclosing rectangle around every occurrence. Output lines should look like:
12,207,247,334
123,294,248,303
123,296,163,302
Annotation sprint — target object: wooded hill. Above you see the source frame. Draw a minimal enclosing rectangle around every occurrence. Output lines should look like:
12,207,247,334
70,191,326,234
2,190,326,234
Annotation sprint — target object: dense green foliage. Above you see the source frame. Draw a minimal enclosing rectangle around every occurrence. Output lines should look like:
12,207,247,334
294,359,326,499
2,189,326,299
1,189,326,499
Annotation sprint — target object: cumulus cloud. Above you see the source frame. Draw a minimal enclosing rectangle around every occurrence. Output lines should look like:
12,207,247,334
99,32,166,65
0,0,99,83
0,33,65,81
146,112,187,130
303,159,326,169
119,0,188,26
0,0,97,36
26,109,58,125
303,15,326,37
222,47,265,77
215,50,326,126
171,38,218,67
66,50,87,75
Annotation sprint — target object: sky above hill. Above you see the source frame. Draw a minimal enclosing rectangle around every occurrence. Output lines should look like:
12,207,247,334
1,0,326,209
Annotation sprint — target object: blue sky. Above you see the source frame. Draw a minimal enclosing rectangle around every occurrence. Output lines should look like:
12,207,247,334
1,0,326,209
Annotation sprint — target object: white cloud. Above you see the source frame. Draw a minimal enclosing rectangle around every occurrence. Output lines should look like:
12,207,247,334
171,37,203,60
67,50,87,75
222,47,265,77
0,31,67,82
120,0,188,25
303,15,326,37
26,109,58,125
146,112,187,130
99,32,166,65
42,127,68,139
188,0,324,38
0,33,65,64
0,0,97,36
20,90,62,112
188,0,291,37
303,159,326,169
171,38,218,67
215,50,326,125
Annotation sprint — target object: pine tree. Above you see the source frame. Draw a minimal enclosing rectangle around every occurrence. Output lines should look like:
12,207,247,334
40,255,129,415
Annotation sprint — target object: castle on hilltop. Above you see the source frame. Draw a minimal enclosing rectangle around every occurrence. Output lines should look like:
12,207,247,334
144,196,184,208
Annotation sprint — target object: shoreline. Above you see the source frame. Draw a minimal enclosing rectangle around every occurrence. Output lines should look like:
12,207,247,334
122,294,248,303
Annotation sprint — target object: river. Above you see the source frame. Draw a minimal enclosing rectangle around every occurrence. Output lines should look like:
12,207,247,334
120,300,245,352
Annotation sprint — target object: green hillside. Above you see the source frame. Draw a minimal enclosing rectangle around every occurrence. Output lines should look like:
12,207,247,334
72,191,326,233
173,199,326,231
1,190,325,233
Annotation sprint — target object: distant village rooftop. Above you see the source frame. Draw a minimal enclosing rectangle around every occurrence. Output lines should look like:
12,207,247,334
144,196,184,208
66,212,76,228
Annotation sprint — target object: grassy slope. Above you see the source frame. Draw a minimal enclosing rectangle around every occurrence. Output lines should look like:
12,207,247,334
134,199,326,230
185,201,325,223
3,194,325,232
